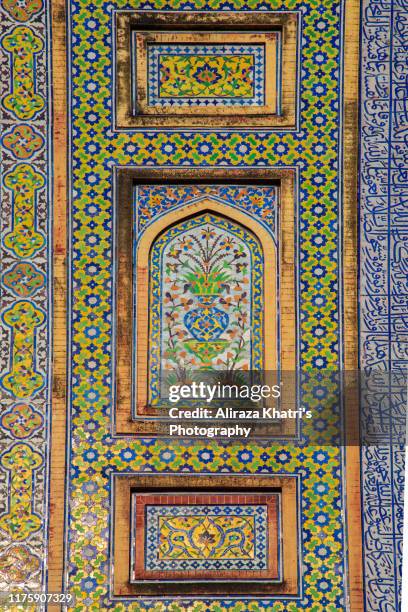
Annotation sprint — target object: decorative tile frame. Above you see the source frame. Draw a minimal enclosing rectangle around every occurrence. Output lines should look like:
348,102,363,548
112,474,297,598
136,34,276,113
114,168,296,437
115,11,298,130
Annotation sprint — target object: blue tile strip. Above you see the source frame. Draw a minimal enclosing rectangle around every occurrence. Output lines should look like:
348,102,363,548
360,1,407,609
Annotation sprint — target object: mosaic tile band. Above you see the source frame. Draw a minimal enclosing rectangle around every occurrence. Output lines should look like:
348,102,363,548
134,185,278,238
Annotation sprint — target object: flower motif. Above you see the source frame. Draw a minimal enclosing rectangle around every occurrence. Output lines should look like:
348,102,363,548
193,62,222,86
2,124,44,159
2,262,45,298
179,237,194,251
219,237,234,251
2,0,43,22
0,545,40,584
1,403,43,439
198,529,216,547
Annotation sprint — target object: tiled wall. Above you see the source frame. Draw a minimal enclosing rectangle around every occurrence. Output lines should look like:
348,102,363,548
0,0,405,609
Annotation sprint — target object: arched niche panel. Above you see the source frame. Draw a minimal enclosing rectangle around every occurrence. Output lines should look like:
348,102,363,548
115,170,296,436
137,204,276,412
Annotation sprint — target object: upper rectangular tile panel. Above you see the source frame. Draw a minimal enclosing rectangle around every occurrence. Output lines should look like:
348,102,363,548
115,12,298,130
147,42,266,108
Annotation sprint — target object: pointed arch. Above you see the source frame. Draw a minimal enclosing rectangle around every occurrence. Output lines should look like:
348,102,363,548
135,197,277,414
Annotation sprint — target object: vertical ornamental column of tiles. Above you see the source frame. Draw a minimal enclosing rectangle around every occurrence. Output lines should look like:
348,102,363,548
360,0,408,609
69,0,346,609
0,0,50,597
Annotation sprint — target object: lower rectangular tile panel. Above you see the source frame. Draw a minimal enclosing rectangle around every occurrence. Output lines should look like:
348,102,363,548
131,492,281,582
113,474,298,597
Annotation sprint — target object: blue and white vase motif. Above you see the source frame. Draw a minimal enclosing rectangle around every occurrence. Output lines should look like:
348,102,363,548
184,295,229,342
